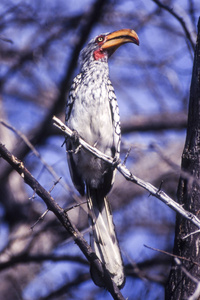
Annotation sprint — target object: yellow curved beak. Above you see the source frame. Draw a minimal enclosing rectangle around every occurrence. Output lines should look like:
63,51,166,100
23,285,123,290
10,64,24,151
101,29,139,51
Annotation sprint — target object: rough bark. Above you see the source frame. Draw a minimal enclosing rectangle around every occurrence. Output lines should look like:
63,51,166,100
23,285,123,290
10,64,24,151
166,18,200,300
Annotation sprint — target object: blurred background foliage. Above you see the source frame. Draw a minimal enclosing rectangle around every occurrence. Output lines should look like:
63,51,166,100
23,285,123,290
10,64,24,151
0,0,199,299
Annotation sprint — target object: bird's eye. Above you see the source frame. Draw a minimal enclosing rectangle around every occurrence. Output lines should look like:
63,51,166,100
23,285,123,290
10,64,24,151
96,36,104,43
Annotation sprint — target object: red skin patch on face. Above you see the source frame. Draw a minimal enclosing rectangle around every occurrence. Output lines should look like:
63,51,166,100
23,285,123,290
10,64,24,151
93,48,106,60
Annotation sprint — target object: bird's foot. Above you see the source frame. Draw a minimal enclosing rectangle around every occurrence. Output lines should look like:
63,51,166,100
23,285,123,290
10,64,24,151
112,156,121,168
71,130,82,153
66,130,82,154
74,144,82,154
71,129,79,143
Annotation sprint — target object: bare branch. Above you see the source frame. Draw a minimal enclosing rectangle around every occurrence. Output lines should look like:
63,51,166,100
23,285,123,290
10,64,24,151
0,142,125,300
0,34,13,44
144,244,200,267
0,119,70,192
30,209,49,230
175,258,199,283
0,119,87,213
152,0,195,51
121,111,187,134
38,272,90,300
0,253,88,271
53,116,200,230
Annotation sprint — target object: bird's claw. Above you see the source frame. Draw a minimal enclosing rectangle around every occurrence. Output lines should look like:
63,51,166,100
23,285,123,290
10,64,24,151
70,130,82,154
112,156,121,168
71,130,80,144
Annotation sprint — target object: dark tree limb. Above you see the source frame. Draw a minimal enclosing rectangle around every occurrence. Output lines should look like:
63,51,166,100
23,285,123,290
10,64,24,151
121,111,187,134
166,18,200,300
0,253,88,271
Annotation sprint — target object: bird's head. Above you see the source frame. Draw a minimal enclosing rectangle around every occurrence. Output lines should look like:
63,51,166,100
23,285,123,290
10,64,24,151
79,28,139,70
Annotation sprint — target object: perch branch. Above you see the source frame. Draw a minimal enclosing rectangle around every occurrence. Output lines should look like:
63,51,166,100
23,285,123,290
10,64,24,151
53,116,200,230
0,143,125,300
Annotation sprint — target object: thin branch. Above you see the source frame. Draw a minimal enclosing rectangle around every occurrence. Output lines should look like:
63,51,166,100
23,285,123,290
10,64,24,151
39,272,90,300
53,116,200,230
152,0,195,51
175,258,199,283
0,253,88,271
0,119,87,214
30,209,49,230
0,142,125,300
150,143,200,190
175,258,200,300
0,34,13,44
49,112,187,137
121,111,187,134
30,177,75,230
182,229,200,240
0,119,70,192
144,244,200,267
188,0,196,28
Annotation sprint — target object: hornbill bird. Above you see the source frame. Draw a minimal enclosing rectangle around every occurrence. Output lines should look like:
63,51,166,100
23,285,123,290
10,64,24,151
65,29,139,288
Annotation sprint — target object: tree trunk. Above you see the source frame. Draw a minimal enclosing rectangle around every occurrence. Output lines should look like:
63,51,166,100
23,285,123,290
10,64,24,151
165,18,200,299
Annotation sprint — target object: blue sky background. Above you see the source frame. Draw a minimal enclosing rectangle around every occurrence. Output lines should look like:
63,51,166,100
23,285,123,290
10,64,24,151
0,0,200,299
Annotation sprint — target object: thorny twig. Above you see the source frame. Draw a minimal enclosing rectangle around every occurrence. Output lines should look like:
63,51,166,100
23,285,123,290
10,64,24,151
53,116,200,230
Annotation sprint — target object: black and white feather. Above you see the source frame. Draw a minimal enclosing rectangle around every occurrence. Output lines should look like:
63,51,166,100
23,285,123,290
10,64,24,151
65,33,124,288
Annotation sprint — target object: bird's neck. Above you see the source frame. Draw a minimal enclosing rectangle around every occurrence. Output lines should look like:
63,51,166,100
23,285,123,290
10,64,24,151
81,59,109,77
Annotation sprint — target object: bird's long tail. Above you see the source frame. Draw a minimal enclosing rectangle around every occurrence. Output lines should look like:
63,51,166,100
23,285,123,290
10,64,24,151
87,187,125,288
